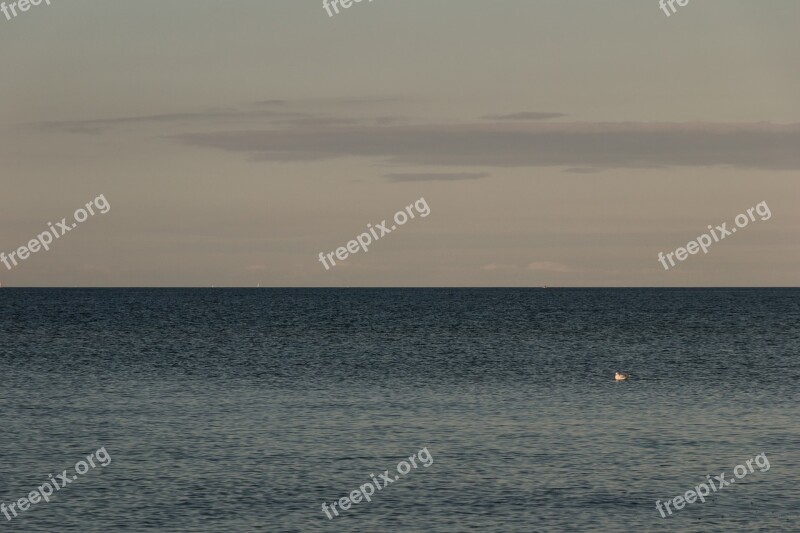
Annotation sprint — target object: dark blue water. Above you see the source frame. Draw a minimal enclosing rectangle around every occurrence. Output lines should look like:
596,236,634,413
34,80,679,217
1,289,798,532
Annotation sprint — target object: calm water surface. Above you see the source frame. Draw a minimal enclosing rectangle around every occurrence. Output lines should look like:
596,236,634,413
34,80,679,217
1,289,798,532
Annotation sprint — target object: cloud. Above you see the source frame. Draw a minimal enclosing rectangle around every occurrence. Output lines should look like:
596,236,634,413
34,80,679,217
384,172,489,182
35,109,308,134
35,107,396,134
482,112,566,121
176,121,800,171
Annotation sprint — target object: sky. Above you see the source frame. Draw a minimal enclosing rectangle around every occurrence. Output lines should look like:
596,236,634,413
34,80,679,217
0,0,798,287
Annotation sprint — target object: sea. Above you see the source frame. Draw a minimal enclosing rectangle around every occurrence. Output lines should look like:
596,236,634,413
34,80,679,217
0,288,798,532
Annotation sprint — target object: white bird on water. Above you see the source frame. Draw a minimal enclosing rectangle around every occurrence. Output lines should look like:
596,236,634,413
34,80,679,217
615,371,630,381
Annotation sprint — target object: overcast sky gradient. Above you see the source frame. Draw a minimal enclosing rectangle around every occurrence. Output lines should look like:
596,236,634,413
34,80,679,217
1,0,798,286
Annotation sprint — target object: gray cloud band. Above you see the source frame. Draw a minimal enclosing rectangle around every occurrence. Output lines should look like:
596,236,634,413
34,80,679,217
176,122,800,170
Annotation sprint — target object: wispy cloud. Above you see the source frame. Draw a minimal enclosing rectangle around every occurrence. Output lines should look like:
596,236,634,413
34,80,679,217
177,121,800,171
35,105,398,134
39,100,800,172
35,109,307,134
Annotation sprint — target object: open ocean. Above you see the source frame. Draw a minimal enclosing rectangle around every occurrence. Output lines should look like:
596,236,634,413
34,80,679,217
1,288,798,532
